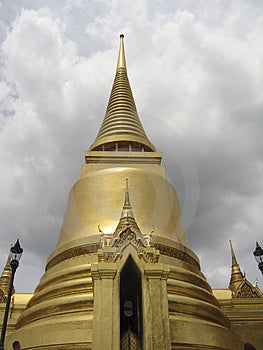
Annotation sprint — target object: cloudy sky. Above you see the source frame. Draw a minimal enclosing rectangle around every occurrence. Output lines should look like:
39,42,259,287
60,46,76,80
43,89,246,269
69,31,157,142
0,0,263,292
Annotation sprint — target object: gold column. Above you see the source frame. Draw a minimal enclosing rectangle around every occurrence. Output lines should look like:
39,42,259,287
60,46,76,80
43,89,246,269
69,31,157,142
91,262,118,349
144,264,171,350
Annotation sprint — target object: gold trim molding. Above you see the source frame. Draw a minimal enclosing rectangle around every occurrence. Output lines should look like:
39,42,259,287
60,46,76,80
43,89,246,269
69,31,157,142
25,344,92,350
46,242,200,271
46,243,100,270
155,243,200,271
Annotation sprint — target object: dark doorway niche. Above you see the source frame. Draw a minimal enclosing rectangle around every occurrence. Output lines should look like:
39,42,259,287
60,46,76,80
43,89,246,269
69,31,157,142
120,256,143,348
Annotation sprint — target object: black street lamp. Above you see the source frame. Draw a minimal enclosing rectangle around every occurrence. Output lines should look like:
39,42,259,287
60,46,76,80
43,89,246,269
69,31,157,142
0,239,23,350
253,241,263,275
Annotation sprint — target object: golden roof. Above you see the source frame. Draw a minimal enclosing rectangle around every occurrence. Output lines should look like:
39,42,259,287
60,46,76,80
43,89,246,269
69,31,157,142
89,34,155,152
213,289,232,299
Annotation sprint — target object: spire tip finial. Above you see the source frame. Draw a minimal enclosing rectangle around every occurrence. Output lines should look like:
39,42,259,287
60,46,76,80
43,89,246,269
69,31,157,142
117,33,126,70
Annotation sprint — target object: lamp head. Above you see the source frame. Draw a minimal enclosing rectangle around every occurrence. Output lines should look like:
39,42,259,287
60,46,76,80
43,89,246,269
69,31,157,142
10,239,23,262
253,241,263,264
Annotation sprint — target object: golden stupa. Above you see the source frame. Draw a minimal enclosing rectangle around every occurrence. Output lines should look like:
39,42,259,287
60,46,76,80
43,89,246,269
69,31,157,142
6,35,244,349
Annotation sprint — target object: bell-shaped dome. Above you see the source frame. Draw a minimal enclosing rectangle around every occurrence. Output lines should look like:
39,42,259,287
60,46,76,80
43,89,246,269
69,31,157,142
55,167,188,251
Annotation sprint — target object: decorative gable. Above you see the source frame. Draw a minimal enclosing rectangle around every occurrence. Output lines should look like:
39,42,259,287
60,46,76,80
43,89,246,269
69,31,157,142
233,279,263,298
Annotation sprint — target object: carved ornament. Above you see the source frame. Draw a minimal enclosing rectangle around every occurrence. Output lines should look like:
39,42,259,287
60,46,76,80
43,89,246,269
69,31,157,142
99,220,159,263
234,280,263,298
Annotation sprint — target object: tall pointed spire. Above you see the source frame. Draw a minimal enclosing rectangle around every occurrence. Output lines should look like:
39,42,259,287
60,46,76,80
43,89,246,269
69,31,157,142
121,179,134,219
229,240,244,292
0,254,11,301
114,179,141,235
89,34,155,152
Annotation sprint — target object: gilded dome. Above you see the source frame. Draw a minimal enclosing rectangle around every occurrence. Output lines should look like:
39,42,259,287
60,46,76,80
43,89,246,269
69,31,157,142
56,167,188,250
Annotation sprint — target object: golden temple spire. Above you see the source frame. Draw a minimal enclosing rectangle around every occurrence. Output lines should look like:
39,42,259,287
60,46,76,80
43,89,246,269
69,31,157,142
229,240,244,292
0,254,11,301
121,179,134,219
114,179,141,236
89,34,155,152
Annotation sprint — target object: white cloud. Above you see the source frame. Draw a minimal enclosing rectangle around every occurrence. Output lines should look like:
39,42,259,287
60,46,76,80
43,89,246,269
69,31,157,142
0,0,263,292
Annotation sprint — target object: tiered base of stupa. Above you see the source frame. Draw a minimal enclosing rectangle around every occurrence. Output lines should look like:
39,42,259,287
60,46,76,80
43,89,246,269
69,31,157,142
7,235,243,350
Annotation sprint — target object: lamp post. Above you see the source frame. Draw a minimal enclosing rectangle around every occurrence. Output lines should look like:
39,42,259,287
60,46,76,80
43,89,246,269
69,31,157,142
253,241,263,275
0,239,23,350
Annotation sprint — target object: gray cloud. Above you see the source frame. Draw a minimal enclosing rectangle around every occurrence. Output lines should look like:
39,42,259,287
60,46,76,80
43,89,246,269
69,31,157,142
0,0,263,292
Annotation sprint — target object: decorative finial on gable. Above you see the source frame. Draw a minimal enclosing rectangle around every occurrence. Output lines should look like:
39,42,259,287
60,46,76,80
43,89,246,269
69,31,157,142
121,179,134,219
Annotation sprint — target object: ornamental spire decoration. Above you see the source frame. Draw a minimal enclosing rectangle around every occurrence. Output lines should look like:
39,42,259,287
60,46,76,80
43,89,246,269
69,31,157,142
0,254,11,302
89,34,155,152
229,240,244,292
121,179,134,219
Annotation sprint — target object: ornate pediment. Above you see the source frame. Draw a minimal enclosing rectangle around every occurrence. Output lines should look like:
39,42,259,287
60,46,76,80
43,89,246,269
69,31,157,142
99,224,159,263
233,279,263,298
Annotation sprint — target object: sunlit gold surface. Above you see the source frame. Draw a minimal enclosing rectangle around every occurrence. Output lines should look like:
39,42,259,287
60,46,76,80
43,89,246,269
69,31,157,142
0,293,32,342
56,166,188,250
